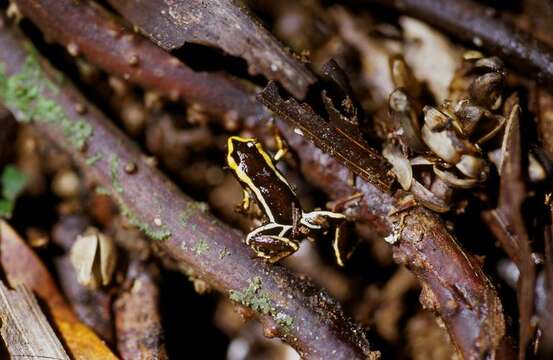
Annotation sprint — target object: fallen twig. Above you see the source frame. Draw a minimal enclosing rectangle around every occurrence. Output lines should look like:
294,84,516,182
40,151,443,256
106,0,315,99
114,260,168,360
13,0,265,121
0,18,378,360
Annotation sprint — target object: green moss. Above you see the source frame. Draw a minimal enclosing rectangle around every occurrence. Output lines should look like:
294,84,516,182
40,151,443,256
95,186,111,196
194,238,210,255
229,277,294,333
118,201,171,241
0,50,92,150
85,152,103,165
0,165,27,218
110,154,123,193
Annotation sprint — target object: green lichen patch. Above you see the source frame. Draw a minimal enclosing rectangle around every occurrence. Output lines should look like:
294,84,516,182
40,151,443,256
194,238,210,255
0,54,92,150
179,201,210,226
0,165,27,218
110,154,123,193
85,152,103,165
118,200,171,241
229,277,294,333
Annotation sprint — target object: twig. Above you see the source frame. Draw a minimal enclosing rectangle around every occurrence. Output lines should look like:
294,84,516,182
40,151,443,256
114,261,168,360
0,18,378,360
13,0,265,120
106,0,315,99
369,0,553,88
259,82,395,192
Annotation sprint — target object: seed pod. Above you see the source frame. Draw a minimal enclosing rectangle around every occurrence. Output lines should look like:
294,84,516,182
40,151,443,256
389,55,421,99
70,228,117,289
389,89,426,152
469,72,504,110
455,154,488,180
383,143,413,190
410,179,450,213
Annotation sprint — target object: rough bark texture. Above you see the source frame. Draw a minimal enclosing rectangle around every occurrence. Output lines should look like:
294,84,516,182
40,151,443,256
107,0,315,99
114,261,168,360
0,282,70,360
14,0,264,121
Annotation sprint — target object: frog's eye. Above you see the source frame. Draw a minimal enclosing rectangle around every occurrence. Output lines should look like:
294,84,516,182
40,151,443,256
246,141,255,148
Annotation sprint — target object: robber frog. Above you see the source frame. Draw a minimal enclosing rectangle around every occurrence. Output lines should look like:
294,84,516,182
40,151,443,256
226,136,351,265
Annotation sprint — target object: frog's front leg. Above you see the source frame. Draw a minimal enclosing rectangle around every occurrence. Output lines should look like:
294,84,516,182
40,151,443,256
246,222,299,263
238,188,251,213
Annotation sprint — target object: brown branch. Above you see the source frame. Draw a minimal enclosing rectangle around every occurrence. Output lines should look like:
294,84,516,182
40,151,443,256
114,260,168,360
259,82,395,193
106,0,316,99
266,106,514,358
369,0,553,88
0,18,378,360
13,0,265,121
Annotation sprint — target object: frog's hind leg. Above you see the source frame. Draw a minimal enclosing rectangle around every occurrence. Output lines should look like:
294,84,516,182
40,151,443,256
246,223,298,263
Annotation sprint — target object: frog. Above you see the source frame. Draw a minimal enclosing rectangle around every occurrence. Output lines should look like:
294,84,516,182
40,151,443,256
226,135,352,265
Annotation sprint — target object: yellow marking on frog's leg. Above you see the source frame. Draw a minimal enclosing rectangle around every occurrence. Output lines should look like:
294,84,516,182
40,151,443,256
245,223,298,262
333,226,345,267
240,188,251,212
273,129,288,162
245,223,292,245
333,222,356,267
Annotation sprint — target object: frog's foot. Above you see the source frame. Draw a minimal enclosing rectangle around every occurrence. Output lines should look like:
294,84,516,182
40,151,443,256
300,210,346,230
245,223,299,263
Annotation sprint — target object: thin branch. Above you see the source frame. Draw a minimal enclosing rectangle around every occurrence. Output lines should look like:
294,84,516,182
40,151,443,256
114,261,168,360
0,18,378,360
106,0,316,99
13,0,265,121
369,0,553,88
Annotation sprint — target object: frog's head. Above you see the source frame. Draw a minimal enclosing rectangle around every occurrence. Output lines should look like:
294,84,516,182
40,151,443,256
227,136,257,158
